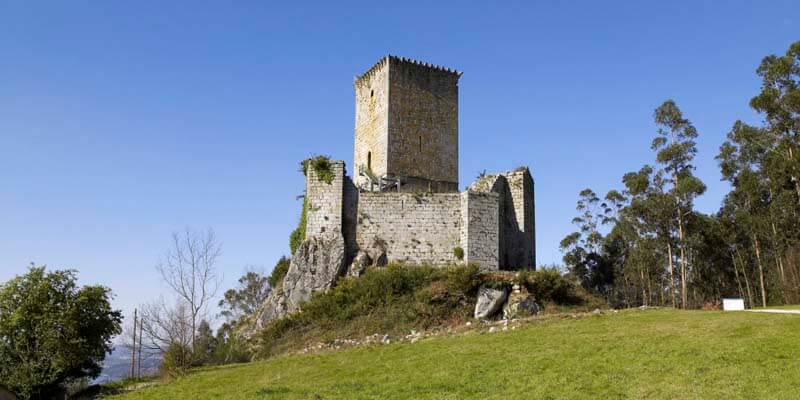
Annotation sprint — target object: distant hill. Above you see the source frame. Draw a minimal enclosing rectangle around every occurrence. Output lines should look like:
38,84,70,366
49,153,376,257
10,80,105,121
94,346,161,384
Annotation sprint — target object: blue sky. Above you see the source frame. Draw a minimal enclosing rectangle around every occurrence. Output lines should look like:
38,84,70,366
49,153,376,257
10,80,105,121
1,1,797,318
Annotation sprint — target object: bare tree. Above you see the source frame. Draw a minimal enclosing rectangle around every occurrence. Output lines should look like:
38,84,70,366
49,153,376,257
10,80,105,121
156,227,222,346
139,298,193,354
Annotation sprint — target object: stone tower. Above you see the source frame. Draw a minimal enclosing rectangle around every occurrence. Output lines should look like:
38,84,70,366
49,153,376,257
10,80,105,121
354,56,461,192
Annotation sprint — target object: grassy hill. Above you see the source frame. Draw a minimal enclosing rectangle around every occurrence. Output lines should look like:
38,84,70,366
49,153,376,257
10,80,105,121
110,308,800,399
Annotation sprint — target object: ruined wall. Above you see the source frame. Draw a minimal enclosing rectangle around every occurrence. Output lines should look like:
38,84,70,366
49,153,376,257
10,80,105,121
305,160,345,238
504,169,536,268
387,57,459,189
460,191,500,271
355,192,461,265
468,169,536,269
354,58,389,187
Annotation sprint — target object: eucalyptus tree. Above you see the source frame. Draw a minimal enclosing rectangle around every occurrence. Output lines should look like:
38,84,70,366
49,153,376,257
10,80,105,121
651,100,707,308
749,41,800,205
560,189,620,298
620,165,677,306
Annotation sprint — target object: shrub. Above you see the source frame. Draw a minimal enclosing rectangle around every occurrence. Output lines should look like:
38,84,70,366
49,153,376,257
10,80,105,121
161,343,192,380
268,256,291,289
453,246,464,261
443,263,482,300
254,264,483,359
289,198,308,255
517,267,579,305
301,155,335,184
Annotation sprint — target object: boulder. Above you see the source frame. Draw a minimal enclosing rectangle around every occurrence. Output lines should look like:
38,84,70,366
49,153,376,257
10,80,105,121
347,250,372,277
253,290,288,332
283,232,347,312
474,285,509,319
503,294,540,319
365,237,388,267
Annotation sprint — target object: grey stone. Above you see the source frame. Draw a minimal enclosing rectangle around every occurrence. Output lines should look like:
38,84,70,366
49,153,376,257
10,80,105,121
348,250,372,277
365,237,388,267
504,294,540,319
283,232,346,312
474,285,509,319
253,290,288,332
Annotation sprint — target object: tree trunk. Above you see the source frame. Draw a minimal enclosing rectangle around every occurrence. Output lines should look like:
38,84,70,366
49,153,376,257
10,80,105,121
667,243,676,308
731,253,744,300
640,269,647,306
735,249,754,308
769,221,786,284
787,145,800,206
753,236,767,307
677,211,688,309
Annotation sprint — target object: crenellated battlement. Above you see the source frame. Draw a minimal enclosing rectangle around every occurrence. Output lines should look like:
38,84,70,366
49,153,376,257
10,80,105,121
355,55,461,87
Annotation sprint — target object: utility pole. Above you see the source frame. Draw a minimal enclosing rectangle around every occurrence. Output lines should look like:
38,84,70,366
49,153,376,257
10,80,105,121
130,308,137,380
137,316,144,378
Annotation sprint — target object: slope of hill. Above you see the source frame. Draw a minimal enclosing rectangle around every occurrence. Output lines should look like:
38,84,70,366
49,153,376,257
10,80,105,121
110,309,800,399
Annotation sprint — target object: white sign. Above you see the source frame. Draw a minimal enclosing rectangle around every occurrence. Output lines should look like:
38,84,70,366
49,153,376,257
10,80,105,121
722,298,745,311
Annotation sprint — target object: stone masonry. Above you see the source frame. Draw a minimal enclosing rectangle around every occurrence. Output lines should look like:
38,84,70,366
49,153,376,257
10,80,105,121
304,56,535,272
354,56,459,193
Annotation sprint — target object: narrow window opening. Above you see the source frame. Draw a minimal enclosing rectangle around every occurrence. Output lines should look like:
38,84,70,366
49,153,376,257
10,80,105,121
370,89,374,97
367,151,372,170
419,135,423,151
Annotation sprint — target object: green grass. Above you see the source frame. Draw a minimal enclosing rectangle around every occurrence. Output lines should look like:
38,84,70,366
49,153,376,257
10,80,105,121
112,309,800,399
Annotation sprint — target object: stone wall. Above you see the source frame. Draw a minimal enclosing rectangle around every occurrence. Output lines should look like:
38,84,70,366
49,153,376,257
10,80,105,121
387,57,459,189
354,58,389,187
355,192,461,265
305,160,345,238
468,169,536,269
460,191,500,271
304,159,530,273
504,168,536,268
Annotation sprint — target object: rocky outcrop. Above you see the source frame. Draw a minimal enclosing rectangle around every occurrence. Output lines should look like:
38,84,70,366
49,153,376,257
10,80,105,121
347,250,371,277
251,232,346,332
283,232,347,312
503,283,540,319
252,289,288,332
347,238,388,277
474,285,509,319
364,237,388,268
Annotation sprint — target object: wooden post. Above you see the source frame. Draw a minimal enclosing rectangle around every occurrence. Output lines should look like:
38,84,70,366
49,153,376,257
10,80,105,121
130,309,137,379
138,316,144,378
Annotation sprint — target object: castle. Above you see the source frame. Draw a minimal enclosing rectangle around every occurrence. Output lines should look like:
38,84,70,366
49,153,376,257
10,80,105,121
304,56,536,271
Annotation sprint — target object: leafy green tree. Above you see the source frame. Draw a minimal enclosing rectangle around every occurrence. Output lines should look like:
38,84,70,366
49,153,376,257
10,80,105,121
212,322,250,364
0,266,122,399
267,256,291,289
560,189,620,300
219,269,271,322
651,100,706,308
191,320,217,366
749,41,800,204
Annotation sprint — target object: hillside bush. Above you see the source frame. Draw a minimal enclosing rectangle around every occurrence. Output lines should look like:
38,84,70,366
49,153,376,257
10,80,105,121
161,343,192,380
267,256,291,289
254,264,480,359
288,198,308,255
517,267,579,304
253,264,600,359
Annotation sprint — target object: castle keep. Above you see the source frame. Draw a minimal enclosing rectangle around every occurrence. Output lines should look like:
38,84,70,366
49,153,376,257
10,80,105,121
305,56,535,271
